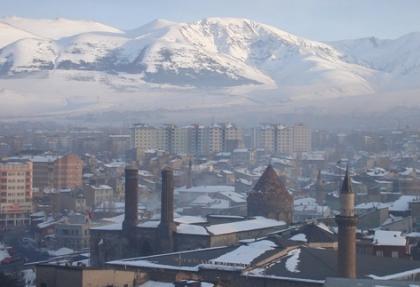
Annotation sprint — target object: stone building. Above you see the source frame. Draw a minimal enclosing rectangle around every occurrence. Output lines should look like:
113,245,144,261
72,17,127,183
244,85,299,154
36,265,136,287
85,185,114,208
89,166,287,266
247,165,293,224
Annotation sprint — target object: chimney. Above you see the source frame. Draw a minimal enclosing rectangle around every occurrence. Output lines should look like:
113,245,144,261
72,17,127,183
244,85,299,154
315,169,324,204
335,166,357,278
186,159,193,189
158,167,176,252
123,166,138,233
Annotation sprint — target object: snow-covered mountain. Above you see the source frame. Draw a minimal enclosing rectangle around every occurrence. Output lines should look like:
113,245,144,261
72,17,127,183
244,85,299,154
331,33,420,90
0,17,374,91
0,16,419,119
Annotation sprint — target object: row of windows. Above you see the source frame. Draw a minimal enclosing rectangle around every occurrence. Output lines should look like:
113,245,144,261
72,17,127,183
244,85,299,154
0,172,30,176
1,186,28,190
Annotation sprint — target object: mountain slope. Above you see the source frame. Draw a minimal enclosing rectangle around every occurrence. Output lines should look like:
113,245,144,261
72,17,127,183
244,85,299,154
0,16,123,40
331,33,420,75
0,16,419,118
0,17,376,95
0,22,39,48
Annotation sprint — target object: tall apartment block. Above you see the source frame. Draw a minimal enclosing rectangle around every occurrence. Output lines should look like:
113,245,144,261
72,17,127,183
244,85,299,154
131,122,242,156
254,123,311,154
0,159,33,228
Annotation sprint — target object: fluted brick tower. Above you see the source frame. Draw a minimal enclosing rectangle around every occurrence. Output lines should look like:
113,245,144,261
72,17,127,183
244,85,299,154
123,166,138,233
335,166,357,278
158,167,176,252
122,166,139,256
247,165,293,224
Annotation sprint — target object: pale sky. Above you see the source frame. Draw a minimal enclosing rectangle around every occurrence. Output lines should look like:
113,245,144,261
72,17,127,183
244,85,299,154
1,0,420,41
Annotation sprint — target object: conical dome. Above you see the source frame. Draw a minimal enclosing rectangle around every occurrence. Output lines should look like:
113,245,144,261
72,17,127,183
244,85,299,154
253,165,288,194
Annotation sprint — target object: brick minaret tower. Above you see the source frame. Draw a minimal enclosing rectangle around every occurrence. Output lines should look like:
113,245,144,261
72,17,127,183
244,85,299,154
122,166,139,256
158,167,176,252
123,166,138,233
335,166,357,278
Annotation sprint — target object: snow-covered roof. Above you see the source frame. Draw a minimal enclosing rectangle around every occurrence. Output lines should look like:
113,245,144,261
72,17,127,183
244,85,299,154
208,199,230,209
366,167,388,177
177,224,208,236
191,195,214,205
294,197,330,214
285,248,302,273
209,240,276,267
176,185,234,194
90,184,112,190
218,191,246,203
0,243,11,262
389,196,418,212
90,222,122,231
355,202,392,210
289,233,307,242
175,216,207,224
137,221,160,228
373,230,406,246
206,216,285,235
48,247,74,257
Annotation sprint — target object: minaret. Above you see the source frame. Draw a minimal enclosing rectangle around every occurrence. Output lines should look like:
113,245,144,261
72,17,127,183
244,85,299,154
186,158,193,189
123,166,138,233
335,166,357,278
122,166,139,256
158,167,176,252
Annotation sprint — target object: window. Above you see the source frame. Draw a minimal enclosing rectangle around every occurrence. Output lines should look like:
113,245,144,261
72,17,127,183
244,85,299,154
391,251,399,258
376,250,384,257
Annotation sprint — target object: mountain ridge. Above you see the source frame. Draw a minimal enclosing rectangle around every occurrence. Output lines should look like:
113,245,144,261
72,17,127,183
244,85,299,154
0,16,419,118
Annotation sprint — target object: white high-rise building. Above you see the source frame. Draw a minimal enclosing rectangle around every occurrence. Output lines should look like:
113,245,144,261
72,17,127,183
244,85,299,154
276,125,293,154
208,124,224,154
223,122,242,152
256,125,276,153
253,123,311,155
172,126,190,155
131,124,157,151
291,123,311,153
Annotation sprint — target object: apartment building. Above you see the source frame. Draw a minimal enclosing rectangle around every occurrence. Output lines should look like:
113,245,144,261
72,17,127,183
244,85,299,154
0,159,33,228
132,123,242,156
55,214,90,250
253,123,311,154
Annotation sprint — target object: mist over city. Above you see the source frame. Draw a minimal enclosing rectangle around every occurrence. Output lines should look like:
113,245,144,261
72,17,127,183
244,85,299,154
1,1,420,287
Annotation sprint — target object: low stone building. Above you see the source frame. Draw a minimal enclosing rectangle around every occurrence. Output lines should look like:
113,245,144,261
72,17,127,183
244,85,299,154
36,265,136,287
85,185,114,208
